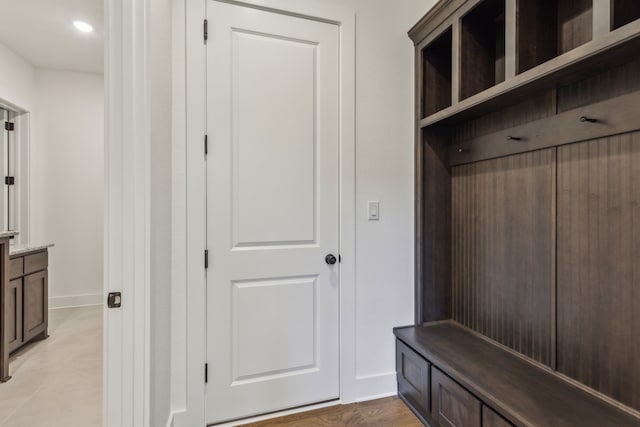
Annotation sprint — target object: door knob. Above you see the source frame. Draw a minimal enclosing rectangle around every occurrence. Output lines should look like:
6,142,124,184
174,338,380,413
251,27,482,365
325,254,337,265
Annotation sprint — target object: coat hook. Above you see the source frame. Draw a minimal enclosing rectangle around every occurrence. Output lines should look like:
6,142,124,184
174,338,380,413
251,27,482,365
507,136,522,141
580,116,597,123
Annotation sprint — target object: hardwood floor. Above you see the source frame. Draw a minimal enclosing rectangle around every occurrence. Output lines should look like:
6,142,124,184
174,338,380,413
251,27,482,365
243,397,422,427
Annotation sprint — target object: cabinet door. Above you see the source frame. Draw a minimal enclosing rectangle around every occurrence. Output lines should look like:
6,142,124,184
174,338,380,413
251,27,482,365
23,271,47,342
483,405,513,427
396,340,430,420
7,279,23,352
431,367,481,427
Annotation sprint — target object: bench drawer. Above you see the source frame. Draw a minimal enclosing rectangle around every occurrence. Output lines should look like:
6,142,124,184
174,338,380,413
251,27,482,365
396,339,430,420
483,405,513,427
431,367,481,427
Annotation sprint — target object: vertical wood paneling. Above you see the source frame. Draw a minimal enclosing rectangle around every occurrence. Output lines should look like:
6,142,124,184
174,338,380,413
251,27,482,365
423,28,453,117
420,132,452,323
452,149,554,365
516,1,557,74
557,0,593,54
557,132,640,412
611,0,640,30
557,58,640,112
452,91,554,143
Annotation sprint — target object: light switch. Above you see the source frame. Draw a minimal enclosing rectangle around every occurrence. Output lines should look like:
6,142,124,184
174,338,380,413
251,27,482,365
368,201,380,221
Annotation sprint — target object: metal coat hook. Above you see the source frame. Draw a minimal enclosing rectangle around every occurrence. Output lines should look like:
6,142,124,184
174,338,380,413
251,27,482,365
580,116,598,123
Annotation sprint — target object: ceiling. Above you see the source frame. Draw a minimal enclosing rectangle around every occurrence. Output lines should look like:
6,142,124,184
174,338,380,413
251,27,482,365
0,0,103,74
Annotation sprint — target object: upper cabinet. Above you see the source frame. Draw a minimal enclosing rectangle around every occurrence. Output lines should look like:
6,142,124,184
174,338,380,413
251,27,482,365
410,0,640,126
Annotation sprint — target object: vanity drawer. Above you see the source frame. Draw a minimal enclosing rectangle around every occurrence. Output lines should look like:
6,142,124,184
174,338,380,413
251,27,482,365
396,340,430,420
9,257,23,279
431,367,481,427
24,251,48,274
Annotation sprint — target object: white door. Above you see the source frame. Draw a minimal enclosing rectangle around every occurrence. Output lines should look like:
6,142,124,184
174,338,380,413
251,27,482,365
205,1,340,424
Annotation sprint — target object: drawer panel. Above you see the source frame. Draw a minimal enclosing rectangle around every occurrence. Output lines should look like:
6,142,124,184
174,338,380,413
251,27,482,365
396,339,430,420
9,257,23,279
432,367,481,427
24,251,48,274
483,405,513,427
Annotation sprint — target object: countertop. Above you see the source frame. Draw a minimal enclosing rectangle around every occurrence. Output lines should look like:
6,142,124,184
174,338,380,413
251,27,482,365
10,243,54,256
0,231,18,239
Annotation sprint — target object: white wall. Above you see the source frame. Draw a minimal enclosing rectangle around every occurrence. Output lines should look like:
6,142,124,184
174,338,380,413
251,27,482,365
31,69,104,308
319,0,436,397
0,41,36,112
0,42,36,245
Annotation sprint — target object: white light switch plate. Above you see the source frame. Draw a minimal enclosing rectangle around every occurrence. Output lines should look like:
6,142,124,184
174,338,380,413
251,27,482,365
368,201,380,221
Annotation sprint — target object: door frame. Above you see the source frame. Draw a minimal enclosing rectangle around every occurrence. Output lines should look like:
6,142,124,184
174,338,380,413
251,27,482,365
104,0,151,425
173,0,355,425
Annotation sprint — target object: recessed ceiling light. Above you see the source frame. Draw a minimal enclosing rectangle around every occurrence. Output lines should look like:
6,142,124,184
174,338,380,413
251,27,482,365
73,21,94,33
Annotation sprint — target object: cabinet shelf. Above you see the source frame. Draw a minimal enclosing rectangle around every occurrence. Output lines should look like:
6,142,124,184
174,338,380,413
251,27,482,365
422,27,452,117
460,0,505,100
517,0,593,74
612,0,640,31
419,20,640,128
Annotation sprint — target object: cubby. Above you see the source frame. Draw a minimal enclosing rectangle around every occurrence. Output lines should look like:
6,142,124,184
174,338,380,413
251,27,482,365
611,0,640,30
421,28,452,117
517,0,593,74
460,0,505,100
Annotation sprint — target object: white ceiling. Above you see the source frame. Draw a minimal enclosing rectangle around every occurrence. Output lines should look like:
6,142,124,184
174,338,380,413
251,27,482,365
0,0,103,74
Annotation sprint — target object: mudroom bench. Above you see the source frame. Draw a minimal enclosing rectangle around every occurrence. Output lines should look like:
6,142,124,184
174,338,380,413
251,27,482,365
395,323,640,427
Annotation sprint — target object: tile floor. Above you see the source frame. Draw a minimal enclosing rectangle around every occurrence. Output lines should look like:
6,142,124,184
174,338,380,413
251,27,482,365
0,306,102,427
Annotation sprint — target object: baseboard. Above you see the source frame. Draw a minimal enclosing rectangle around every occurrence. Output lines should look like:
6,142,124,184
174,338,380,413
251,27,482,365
48,293,103,309
355,372,398,402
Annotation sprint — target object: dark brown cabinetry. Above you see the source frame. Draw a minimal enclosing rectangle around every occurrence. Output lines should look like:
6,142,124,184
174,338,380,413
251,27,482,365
422,28,453,117
396,340,430,424
7,279,22,353
23,270,47,343
431,367,481,427
398,0,640,426
482,406,512,427
460,0,505,99
2,248,49,381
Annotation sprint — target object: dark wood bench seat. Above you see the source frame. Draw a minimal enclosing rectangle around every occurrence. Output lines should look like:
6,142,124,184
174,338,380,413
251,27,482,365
394,322,640,427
